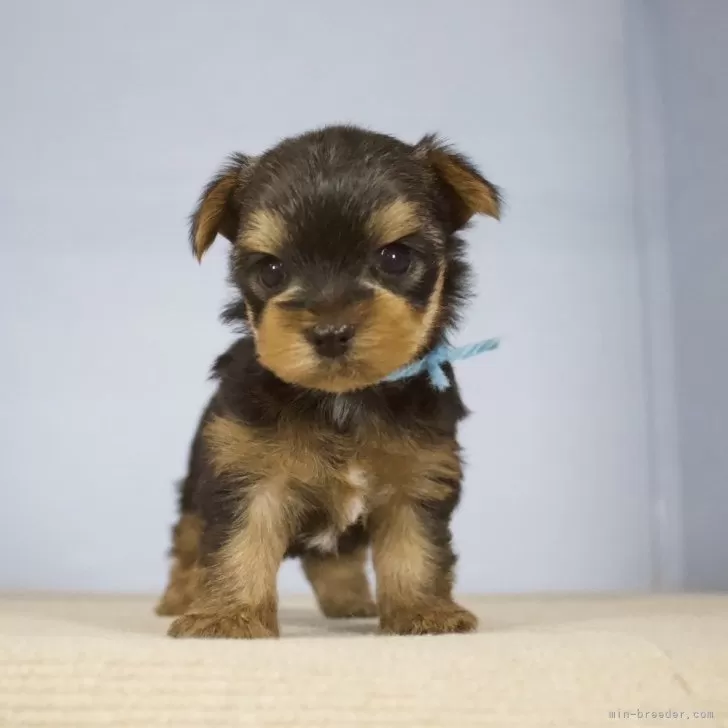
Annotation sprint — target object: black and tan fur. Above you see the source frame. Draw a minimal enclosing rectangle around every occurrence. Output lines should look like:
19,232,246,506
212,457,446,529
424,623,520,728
156,125,501,637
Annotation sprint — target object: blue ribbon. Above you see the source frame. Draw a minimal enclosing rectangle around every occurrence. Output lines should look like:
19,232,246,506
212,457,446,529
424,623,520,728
383,338,500,391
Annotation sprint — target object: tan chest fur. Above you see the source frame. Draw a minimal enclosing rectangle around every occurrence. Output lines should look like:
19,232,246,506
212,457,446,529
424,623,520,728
204,413,461,537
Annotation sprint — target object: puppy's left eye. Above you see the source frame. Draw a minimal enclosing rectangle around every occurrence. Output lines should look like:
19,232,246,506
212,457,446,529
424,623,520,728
257,256,287,290
375,243,412,276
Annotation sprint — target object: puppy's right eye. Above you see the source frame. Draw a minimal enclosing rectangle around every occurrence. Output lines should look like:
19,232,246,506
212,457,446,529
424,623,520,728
257,256,287,290
375,242,413,276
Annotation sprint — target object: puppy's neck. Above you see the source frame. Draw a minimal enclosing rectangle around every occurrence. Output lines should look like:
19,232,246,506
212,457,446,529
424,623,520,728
324,393,362,430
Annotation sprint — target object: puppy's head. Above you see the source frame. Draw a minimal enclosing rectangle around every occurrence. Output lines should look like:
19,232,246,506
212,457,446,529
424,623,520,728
191,126,500,393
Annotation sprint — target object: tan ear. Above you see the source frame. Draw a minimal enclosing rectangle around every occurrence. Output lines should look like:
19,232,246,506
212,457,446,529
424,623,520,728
189,153,253,261
418,135,502,229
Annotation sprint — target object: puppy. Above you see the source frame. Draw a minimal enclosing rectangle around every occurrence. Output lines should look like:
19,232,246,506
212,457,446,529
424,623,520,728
156,125,501,638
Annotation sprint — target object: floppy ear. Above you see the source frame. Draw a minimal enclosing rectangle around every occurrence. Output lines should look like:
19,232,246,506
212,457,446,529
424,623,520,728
189,153,253,261
418,134,502,230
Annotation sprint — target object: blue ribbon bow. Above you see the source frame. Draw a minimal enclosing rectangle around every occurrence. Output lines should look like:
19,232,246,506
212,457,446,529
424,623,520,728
383,338,500,391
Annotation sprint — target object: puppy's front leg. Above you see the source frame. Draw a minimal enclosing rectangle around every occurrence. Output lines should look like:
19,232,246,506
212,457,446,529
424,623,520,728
169,482,289,639
371,494,477,636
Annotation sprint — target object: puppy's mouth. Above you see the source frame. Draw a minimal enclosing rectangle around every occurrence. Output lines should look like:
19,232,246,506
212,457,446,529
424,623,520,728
256,334,417,394
287,347,394,394
330,357,397,387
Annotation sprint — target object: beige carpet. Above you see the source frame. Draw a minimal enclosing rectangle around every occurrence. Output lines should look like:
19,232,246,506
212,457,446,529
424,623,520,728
0,594,727,727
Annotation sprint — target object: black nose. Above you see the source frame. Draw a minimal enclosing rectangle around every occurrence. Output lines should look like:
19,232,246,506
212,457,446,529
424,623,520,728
306,324,355,358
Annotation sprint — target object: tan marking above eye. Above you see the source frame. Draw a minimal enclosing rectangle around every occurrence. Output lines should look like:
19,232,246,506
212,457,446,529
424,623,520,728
272,285,304,306
367,198,422,245
239,209,288,255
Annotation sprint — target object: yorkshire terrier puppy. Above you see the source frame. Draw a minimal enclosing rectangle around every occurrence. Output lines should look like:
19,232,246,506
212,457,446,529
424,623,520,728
156,125,501,638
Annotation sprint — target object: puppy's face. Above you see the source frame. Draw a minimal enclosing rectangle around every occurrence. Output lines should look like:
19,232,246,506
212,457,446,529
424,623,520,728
190,126,500,393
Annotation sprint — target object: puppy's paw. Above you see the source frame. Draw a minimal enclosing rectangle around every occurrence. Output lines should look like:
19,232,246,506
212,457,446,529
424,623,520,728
320,598,378,619
155,596,189,617
168,609,278,639
155,564,201,616
380,600,477,636
155,584,196,617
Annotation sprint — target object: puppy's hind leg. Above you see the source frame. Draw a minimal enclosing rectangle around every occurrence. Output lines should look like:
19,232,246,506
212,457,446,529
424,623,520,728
303,546,377,619
156,513,203,616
